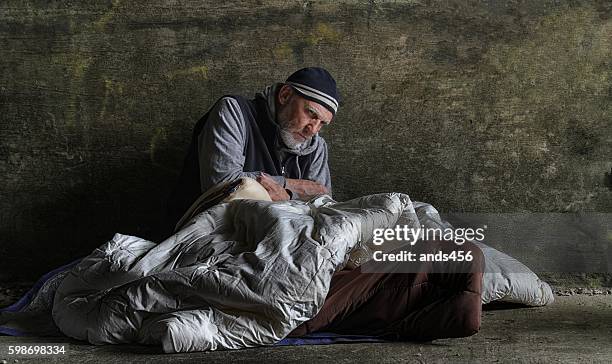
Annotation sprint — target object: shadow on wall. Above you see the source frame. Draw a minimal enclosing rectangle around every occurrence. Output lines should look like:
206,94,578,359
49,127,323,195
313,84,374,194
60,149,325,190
0,147,183,283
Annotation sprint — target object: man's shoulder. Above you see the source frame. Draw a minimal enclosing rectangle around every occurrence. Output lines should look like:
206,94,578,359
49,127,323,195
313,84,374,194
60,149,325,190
215,95,253,110
214,94,268,126
208,92,272,132
207,95,254,121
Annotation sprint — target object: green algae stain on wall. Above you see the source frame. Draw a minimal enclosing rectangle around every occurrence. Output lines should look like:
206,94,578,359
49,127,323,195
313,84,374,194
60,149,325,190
93,0,121,32
99,79,126,122
307,23,341,46
272,43,293,63
64,56,93,128
166,65,209,80
276,22,342,64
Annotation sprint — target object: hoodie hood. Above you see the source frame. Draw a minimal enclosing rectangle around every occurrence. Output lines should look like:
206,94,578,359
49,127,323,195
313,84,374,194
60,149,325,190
256,83,322,156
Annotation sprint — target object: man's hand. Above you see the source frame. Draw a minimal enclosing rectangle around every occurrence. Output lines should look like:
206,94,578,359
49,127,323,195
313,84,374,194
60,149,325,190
285,178,329,200
257,173,290,201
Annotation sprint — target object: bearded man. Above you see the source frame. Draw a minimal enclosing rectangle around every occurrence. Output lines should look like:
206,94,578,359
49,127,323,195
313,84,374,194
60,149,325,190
167,67,338,228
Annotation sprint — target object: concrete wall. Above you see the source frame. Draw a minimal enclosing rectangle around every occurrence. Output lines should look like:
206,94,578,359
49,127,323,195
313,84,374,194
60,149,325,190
1,0,611,282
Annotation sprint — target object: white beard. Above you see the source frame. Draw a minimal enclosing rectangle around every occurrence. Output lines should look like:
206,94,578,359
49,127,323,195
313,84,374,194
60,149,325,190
279,129,309,150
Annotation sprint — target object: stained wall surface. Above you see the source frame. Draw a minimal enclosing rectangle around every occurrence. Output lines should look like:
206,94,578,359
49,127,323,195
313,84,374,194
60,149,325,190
1,0,611,281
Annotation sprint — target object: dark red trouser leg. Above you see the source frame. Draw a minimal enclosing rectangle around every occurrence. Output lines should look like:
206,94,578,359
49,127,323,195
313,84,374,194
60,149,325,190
288,240,484,340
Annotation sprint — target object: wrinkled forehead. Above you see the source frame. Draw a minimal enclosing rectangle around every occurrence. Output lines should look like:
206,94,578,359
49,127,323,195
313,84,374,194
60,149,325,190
298,94,334,122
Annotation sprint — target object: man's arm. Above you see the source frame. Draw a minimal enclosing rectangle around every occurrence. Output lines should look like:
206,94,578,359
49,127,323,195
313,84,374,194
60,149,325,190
285,137,332,200
197,97,287,193
303,137,332,195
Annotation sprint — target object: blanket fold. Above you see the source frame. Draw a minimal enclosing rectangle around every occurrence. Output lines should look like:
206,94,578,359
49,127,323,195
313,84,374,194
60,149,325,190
52,193,409,352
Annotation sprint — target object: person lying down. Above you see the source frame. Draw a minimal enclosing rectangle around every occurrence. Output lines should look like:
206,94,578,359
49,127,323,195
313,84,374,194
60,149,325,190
45,177,553,353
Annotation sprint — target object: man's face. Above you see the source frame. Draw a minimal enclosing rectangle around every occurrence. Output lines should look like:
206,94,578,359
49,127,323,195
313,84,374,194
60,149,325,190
276,85,333,147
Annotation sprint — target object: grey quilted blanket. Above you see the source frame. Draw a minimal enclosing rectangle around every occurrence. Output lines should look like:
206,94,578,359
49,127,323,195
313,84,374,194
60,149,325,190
52,194,407,352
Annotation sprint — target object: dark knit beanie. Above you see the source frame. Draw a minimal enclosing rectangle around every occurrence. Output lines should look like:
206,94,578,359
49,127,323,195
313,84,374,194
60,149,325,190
285,67,340,116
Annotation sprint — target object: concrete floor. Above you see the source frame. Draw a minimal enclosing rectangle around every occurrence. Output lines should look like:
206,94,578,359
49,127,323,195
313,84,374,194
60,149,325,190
1,293,611,363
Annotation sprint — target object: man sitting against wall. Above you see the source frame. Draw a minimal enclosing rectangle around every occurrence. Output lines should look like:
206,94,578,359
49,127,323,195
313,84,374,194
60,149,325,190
168,67,483,340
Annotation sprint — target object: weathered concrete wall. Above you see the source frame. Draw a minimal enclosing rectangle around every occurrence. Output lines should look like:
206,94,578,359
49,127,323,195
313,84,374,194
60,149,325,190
1,0,611,282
